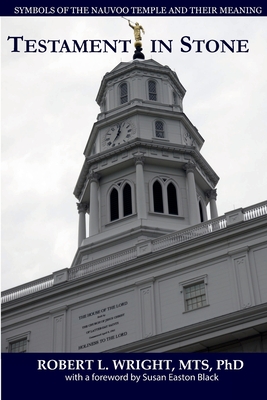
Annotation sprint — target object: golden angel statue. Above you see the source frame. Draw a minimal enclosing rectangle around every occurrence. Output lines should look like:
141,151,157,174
128,20,145,43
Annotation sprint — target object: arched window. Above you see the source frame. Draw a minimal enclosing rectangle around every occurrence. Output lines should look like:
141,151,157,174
123,183,132,217
173,91,178,105
148,80,157,101
153,180,164,213
199,201,204,222
110,188,119,221
151,178,181,216
109,182,134,222
167,182,178,215
119,83,128,104
155,120,165,138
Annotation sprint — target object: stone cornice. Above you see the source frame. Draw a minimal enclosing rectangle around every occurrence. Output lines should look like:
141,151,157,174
74,139,219,200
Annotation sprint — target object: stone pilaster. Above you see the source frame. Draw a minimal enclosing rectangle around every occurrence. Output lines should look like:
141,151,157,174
134,153,147,220
88,171,100,236
206,188,218,219
183,161,200,226
77,202,89,247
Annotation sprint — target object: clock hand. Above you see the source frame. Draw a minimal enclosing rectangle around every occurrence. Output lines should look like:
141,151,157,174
113,125,121,142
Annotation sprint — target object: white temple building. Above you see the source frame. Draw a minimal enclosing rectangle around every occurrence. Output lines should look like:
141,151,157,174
2,58,267,353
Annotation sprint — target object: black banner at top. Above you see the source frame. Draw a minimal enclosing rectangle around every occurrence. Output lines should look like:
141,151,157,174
0,2,267,16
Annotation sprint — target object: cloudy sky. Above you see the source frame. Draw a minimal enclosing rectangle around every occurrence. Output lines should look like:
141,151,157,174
1,16,267,291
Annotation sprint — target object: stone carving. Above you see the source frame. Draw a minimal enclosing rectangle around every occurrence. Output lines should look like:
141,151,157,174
133,152,145,166
87,170,100,183
76,202,89,214
183,160,196,174
206,188,217,200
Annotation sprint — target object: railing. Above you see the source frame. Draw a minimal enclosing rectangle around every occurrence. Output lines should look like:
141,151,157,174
152,215,227,252
243,201,267,221
68,247,137,280
2,200,266,304
1,275,54,304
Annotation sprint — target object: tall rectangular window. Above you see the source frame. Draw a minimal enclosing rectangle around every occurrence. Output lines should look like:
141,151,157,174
148,80,157,101
184,281,207,311
120,83,128,104
155,121,164,138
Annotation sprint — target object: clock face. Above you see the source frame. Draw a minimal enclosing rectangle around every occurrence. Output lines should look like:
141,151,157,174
103,121,136,148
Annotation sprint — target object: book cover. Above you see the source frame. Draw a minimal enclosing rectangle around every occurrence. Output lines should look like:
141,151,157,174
2,6,266,290
1,2,267,398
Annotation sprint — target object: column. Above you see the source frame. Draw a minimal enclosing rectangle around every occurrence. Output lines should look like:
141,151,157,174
207,189,218,219
88,171,100,236
183,161,200,226
134,154,147,219
77,202,88,247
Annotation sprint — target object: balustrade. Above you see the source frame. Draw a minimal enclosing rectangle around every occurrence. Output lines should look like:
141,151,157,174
2,201,266,303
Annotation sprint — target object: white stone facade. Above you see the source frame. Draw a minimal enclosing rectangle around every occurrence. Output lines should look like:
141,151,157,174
2,204,267,352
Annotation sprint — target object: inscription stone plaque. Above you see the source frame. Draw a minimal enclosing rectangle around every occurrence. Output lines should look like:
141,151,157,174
70,291,137,352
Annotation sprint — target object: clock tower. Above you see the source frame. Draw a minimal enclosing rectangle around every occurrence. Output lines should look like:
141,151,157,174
72,59,219,267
